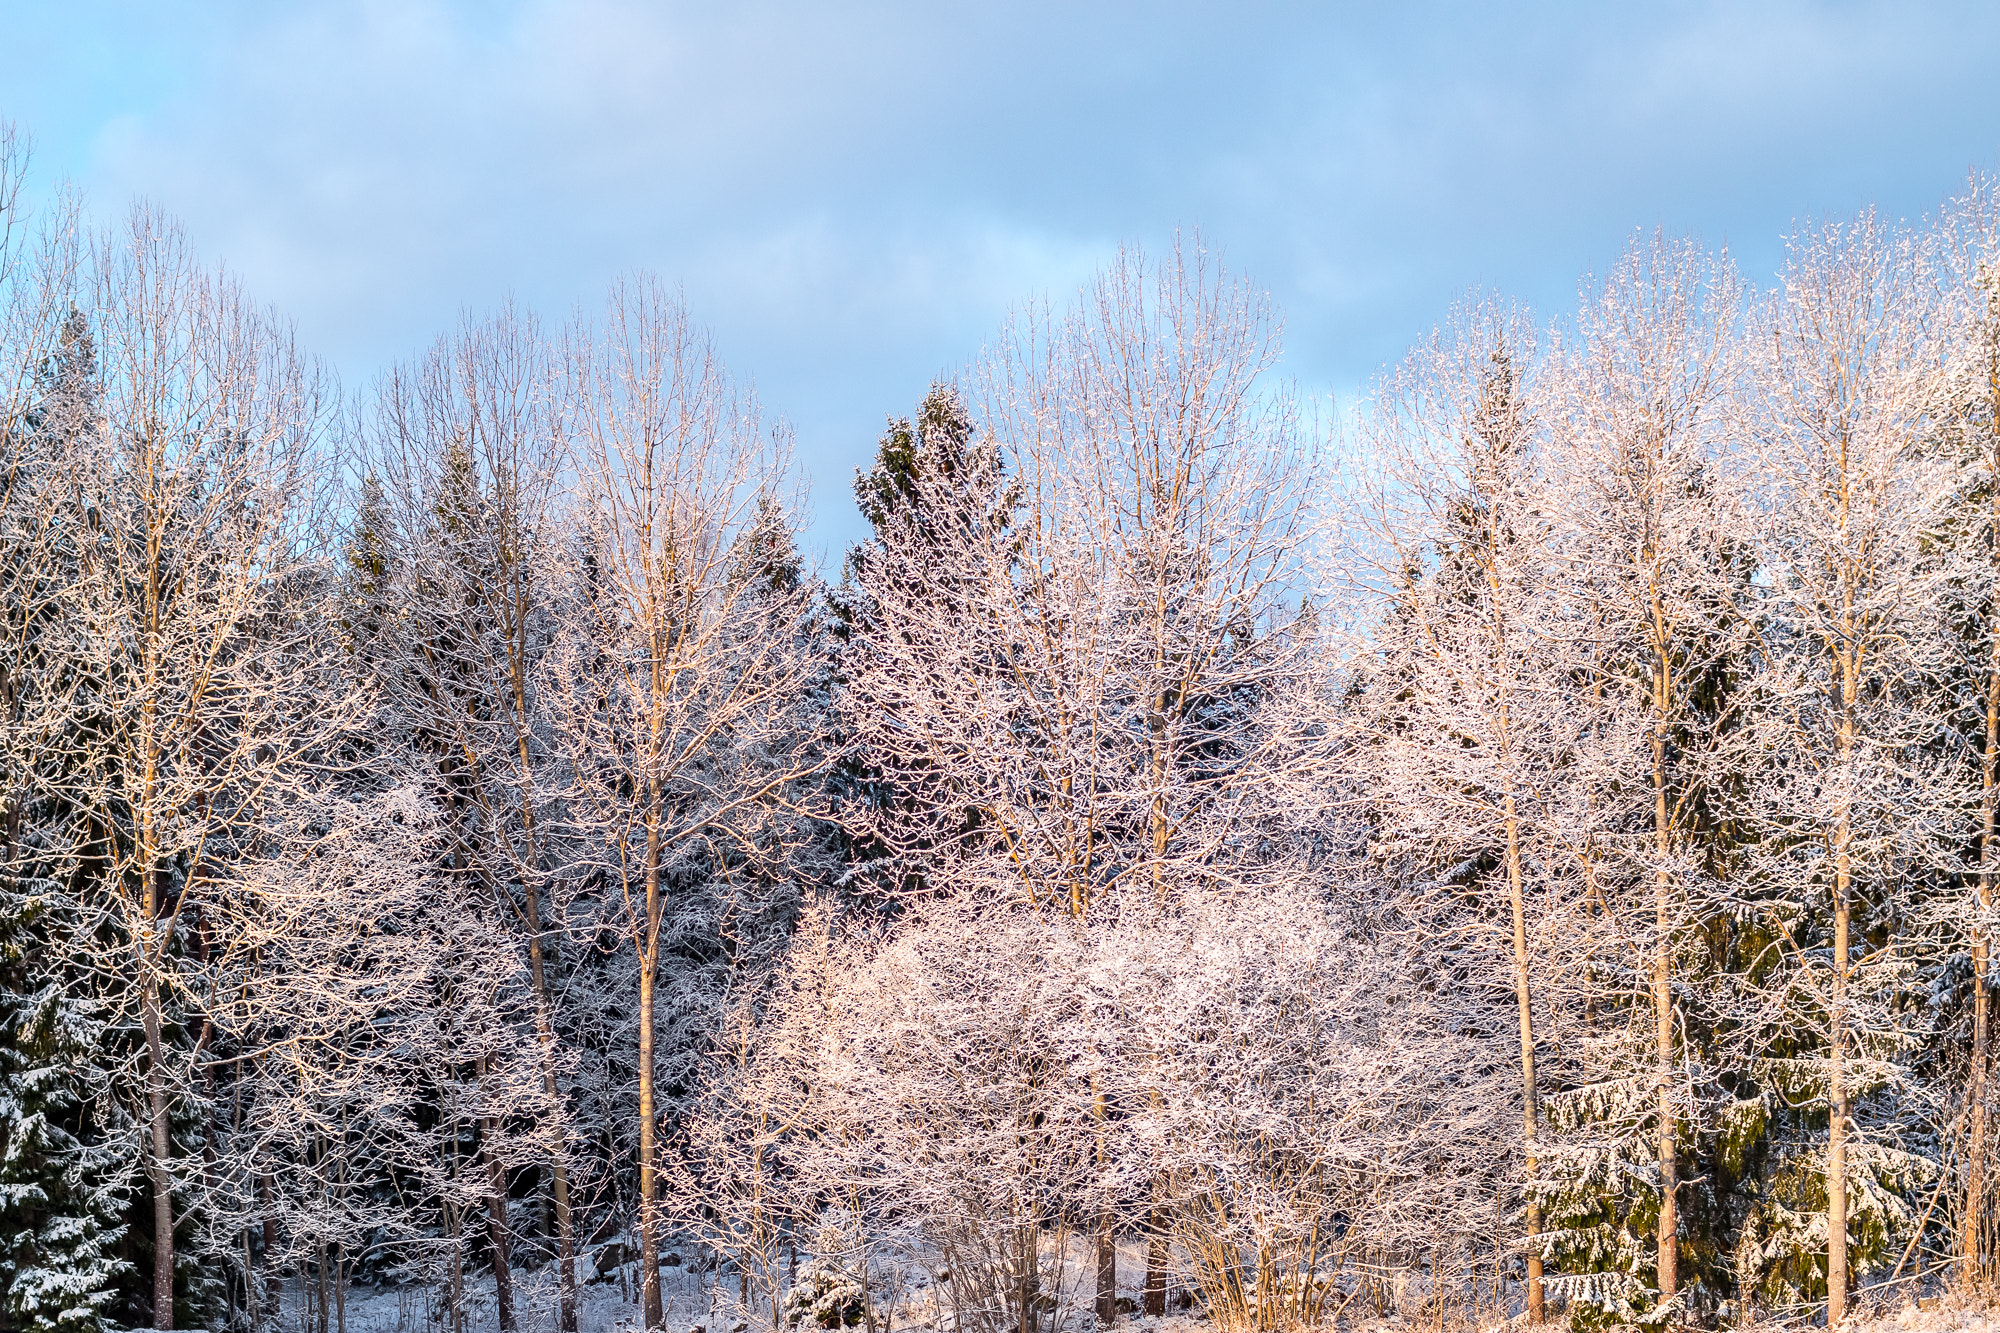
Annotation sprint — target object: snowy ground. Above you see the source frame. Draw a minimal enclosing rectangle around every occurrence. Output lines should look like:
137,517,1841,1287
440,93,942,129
276,1234,1206,1333
275,1254,748,1333
285,1278,1216,1333
275,1252,2000,1333
1877,1297,2000,1332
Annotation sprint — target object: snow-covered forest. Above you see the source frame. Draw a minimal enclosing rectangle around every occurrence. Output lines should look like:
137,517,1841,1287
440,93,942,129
9,116,2000,1333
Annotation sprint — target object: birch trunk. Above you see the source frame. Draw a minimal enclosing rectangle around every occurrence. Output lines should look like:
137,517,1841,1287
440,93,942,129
1503,788,1545,1324
261,1170,281,1319
525,885,579,1330
1651,682,1678,1305
1828,650,1857,1326
516,740,578,1330
143,974,175,1329
1142,1202,1167,1317
482,1075,517,1333
638,786,666,1331
1971,622,1998,1288
1096,1086,1115,1327
1966,353,2000,1289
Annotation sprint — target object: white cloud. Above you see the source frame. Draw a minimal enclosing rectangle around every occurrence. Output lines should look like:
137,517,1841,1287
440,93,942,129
7,0,2000,554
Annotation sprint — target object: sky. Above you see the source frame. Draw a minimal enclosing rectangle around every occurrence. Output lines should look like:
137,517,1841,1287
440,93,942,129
6,0,2000,559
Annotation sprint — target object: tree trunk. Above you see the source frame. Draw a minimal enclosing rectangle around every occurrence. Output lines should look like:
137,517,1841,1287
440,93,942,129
1969,523,2000,1288
637,661,668,1331
638,951,663,1330
1096,1219,1116,1328
1094,1081,1115,1327
143,977,175,1330
241,1225,256,1333
514,710,581,1333
1503,791,1545,1324
552,1158,578,1330
638,806,665,1330
1018,1223,1036,1333
260,1170,282,1319
1137,728,1168,1323
1651,708,1678,1308
1973,923,1993,1290
1142,1202,1167,1317
523,875,580,1332
448,1198,465,1333
1829,874,1851,1325
315,1243,330,1333
1828,671,1856,1326
483,1110,517,1333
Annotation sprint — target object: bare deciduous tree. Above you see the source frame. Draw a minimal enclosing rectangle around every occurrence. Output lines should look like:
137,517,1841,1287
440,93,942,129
367,302,578,1333
544,276,823,1330
1349,297,1575,1323
55,209,347,1330
1742,212,1968,1324
1545,234,1751,1311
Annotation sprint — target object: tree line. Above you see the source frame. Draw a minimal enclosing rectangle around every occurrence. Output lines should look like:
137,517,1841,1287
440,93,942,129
6,120,2000,1333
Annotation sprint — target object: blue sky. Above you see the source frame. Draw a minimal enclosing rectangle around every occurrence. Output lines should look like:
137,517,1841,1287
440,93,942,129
6,1,2000,558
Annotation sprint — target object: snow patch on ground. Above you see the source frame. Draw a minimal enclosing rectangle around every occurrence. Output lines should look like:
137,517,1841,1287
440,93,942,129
1867,1295,2000,1332
289,1262,2000,1333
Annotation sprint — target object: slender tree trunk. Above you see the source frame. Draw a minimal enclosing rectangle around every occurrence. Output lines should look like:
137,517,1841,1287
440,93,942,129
1974,927,1993,1288
242,1227,257,1333
143,975,175,1330
638,950,662,1330
1968,504,2000,1289
551,1140,579,1328
1096,1221,1116,1327
516,693,581,1332
1094,1081,1115,1327
1142,1201,1167,1317
447,1196,465,1333
1138,726,1169,1321
316,1242,330,1333
483,1106,517,1333
1832,632,1856,1320
638,797,666,1331
1018,1222,1036,1333
232,1109,247,1333
1503,790,1545,1323
1829,877,1851,1324
1828,699,1856,1326
138,683,174,1331
523,869,579,1332
260,1170,282,1318
1651,692,1678,1308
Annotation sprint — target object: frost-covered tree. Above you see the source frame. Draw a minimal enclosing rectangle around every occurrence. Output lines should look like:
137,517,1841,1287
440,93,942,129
1735,212,1970,1322
843,238,1325,1323
830,381,1020,903
1932,180,2000,1288
686,881,1506,1333
18,207,353,1330
0,125,128,1333
210,783,560,1333
542,277,825,1330
364,303,578,1332
1536,234,1756,1321
1349,297,1588,1324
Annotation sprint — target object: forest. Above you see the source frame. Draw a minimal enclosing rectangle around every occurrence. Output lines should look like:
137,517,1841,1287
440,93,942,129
6,117,2000,1333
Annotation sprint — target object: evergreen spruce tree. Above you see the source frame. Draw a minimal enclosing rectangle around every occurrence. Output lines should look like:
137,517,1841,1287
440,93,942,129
829,381,1018,905
0,308,131,1333
0,884,128,1333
